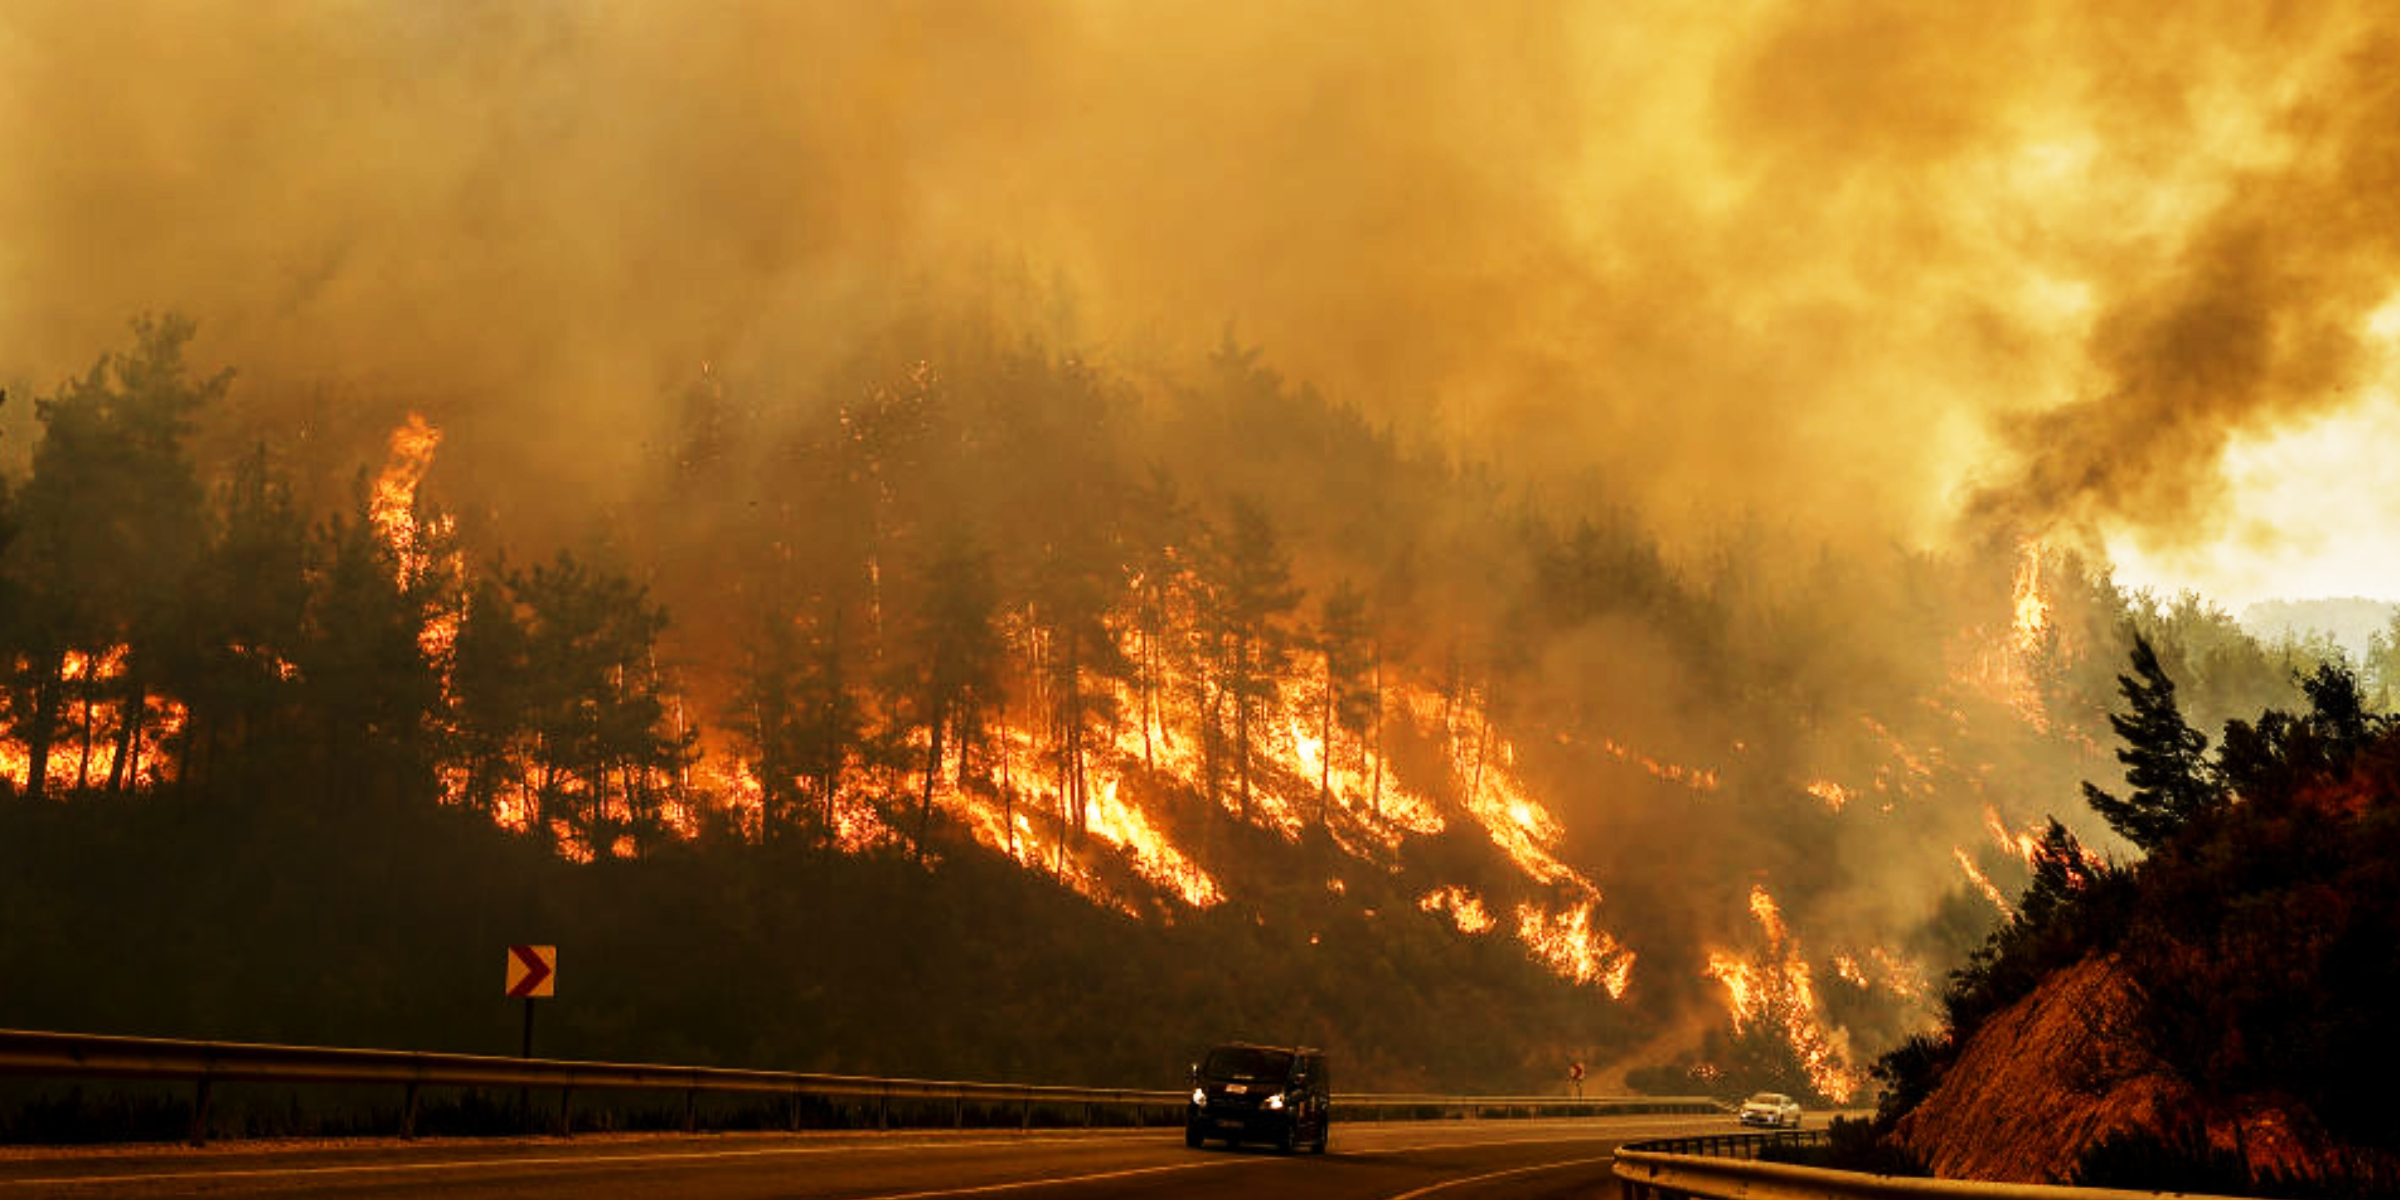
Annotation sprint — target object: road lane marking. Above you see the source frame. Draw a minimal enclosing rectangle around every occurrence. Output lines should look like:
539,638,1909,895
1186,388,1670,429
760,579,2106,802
838,1157,1265,1199
1378,1153,1615,1199
0,1133,1172,1190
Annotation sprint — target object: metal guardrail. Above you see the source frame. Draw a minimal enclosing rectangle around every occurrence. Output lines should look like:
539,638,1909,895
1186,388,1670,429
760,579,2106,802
1613,1132,2255,1200
0,1029,1715,1147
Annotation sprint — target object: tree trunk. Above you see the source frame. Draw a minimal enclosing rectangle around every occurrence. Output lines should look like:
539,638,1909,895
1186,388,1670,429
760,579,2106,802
1235,639,1253,821
1369,649,1384,817
1469,694,1492,808
916,701,945,865
108,674,143,792
23,650,65,799
999,693,1016,857
1318,650,1334,827
1140,596,1159,774
76,669,98,791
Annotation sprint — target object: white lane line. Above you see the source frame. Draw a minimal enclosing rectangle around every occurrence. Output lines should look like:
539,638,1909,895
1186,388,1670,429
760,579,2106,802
1378,1153,1615,1200
836,1157,1264,1200
0,1133,1166,1189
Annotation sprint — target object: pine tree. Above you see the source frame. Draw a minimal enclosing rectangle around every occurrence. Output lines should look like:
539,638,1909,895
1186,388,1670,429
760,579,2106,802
2081,634,2223,852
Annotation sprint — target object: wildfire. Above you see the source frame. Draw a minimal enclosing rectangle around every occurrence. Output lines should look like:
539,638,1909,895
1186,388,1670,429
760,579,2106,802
1596,737,1720,791
1418,885,1497,934
1804,779,1851,812
1514,901,1636,999
1953,847,2014,917
370,413,462,666
1702,883,1865,1102
1984,805,2041,865
2011,538,2052,653
0,646,186,793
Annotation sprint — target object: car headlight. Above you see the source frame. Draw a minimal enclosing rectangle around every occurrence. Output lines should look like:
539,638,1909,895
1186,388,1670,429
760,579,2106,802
1265,1094,1286,1110
1191,1087,1208,1105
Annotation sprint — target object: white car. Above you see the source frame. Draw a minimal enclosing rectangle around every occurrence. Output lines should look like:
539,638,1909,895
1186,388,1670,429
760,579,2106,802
1738,1091,1802,1129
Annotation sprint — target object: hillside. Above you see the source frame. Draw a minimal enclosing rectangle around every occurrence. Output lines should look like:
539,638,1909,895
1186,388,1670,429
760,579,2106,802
1875,644,2400,1194
0,789,1653,1095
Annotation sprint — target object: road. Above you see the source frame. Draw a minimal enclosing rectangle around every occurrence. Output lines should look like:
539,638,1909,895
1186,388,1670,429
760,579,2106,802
0,1112,1728,1198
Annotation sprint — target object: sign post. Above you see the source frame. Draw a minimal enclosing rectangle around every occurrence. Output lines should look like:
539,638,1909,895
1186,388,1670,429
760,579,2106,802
506,945,556,1126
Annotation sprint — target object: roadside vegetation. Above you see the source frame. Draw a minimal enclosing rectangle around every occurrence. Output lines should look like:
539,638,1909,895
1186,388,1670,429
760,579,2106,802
1869,636,2400,1193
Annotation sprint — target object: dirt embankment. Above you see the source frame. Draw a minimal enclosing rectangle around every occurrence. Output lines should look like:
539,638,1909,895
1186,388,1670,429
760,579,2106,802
1890,954,2329,1184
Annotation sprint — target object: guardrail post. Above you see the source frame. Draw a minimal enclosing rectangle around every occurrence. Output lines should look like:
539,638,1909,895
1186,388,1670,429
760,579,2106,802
1020,1094,1032,1129
557,1086,573,1138
685,1088,699,1134
400,1081,420,1140
1084,1101,1095,1128
954,1096,965,1129
876,1090,889,1130
188,1076,212,1147
789,1089,803,1132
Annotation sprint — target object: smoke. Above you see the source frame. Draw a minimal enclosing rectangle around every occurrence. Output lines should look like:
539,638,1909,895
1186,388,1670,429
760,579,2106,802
1967,15,2400,556
5,0,2389,555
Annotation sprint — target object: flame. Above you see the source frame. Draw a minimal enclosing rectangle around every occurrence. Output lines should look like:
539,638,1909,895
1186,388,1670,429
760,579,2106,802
1983,804,2041,865
1747,883,1787,943
1703,883,1864,1102
1804,779,1851,812
0,646,186,792
1514,900,1636,998
1949,539,2070,732
2010,538,2052,653
1866,945,1931,1006
1418,885,1497,934
1953,847,2014,917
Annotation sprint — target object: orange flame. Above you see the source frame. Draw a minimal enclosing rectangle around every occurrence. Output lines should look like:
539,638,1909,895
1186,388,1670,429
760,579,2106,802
1953,847,2014,917
1703,883,1864,1101
1515,901,1637,998
1804,779,1851,812
1418,885,1497,934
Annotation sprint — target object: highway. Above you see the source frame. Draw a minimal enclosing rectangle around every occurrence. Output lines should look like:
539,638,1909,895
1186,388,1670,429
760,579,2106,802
0,1112,1727,1198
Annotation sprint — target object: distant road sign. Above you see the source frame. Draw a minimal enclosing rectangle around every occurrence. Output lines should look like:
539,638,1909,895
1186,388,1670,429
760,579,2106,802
506,945,555,998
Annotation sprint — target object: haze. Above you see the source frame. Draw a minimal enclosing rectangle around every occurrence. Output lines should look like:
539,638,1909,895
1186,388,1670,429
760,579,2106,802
7,0,2399,588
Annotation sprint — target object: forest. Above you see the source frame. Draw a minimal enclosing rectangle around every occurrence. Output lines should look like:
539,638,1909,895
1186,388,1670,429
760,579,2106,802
1,313,2376,1118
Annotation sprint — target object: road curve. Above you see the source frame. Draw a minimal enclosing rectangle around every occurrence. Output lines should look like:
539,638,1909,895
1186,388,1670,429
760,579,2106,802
0,1112,1732,1199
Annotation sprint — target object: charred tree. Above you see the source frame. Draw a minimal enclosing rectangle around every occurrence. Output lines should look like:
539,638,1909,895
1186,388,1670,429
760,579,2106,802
903,528,1001,863
1198,497,1301,822
1314,581,1372,827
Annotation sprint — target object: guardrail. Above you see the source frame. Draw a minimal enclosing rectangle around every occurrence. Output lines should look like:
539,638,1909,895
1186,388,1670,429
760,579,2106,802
0,1029,1715,1147
1613,1133,2254,1200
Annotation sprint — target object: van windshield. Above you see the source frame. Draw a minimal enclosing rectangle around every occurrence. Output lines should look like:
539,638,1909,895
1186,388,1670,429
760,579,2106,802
1201,1047,1294,1081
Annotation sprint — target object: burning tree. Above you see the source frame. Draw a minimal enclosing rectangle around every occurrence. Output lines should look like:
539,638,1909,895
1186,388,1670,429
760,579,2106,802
5,316,220,798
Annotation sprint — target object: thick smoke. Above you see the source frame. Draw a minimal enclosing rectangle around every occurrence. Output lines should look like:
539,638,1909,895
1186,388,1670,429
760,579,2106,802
9,1,2393,554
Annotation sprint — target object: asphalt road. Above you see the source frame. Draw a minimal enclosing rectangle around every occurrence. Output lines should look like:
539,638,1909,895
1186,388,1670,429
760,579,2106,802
0,1112,1731,1198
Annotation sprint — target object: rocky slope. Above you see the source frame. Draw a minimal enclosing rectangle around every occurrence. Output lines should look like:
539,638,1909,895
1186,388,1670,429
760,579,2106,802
1891,954,2331,1184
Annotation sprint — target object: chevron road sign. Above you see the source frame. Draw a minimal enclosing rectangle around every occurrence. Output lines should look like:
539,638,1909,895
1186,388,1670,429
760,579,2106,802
505,945,556,999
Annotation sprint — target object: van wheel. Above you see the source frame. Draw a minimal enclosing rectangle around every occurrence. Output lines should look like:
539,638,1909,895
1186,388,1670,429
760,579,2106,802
1312,1121,1329,1154
1185,1125,1204,1148
1276,1123,1297,1155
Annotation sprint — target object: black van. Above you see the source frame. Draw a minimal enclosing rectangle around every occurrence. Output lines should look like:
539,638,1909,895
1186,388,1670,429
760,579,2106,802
1185,1042,1330,1153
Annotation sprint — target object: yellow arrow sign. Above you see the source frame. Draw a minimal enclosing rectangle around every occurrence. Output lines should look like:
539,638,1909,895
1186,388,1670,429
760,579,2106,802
505,944,556,998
